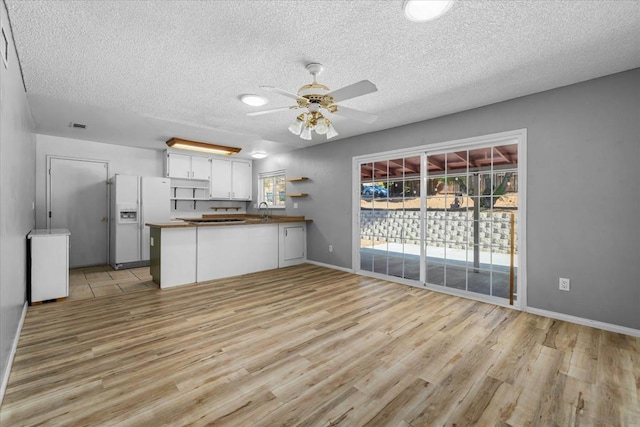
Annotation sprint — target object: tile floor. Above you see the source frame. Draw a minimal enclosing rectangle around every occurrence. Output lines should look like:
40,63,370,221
69,265,159,300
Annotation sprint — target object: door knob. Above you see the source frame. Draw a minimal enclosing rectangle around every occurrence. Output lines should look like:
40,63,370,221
100,217,107,222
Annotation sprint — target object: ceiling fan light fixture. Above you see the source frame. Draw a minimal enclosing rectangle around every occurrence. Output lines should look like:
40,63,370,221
300,126,312,140
326,123,339,139
251,63,376,142
288,116,304,135
240,94,268,106
403,0,453,22
315,118,328,135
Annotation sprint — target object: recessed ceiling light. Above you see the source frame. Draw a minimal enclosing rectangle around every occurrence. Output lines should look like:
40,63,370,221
241,94,268,107
251,152,268,159
403,0,453,22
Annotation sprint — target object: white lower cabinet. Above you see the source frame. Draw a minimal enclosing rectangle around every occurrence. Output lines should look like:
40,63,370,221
150,222,307,288
150,227,197,288
28,229,70,303
197,225,278,282
279,223,307,267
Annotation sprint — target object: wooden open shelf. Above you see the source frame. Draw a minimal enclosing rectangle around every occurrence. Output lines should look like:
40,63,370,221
285,177,309,182
285,193,308,197
211,207,242,212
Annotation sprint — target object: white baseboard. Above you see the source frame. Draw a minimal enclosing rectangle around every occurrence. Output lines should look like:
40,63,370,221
305,260,353,274
526,307,640,338
0,301,28,405
306,262,640,338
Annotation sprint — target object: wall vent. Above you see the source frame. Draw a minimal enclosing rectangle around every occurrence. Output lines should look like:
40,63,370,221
70,122,87,129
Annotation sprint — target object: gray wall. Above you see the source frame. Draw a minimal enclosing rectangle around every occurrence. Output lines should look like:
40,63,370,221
252,68,640,330
0,1,36,397
34,134,164,229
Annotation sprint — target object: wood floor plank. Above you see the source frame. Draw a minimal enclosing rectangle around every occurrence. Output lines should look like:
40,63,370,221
1,264,638,426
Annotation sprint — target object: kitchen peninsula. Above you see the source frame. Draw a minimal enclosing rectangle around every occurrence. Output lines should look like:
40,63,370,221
147,214,309,288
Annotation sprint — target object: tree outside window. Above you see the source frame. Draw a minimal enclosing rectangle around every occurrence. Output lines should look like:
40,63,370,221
259,171,286,208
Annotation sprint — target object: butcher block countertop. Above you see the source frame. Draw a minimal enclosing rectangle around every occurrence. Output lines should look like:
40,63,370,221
146,214,311,228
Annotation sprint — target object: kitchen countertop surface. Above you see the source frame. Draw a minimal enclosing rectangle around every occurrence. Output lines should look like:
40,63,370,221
28,228,71,237
146,214,311,228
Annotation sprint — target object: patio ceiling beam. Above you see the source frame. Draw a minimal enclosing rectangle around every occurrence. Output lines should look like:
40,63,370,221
427,158,444,170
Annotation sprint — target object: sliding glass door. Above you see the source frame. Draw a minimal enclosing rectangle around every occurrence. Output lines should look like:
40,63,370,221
359,155,421,281
355,131,523,306
425,144,518,302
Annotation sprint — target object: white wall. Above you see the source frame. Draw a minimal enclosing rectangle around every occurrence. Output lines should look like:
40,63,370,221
253,68,640,331
35,135,164,228
0,1,36,401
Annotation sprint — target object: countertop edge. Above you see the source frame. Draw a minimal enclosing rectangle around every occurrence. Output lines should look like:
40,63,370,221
147,218,312,229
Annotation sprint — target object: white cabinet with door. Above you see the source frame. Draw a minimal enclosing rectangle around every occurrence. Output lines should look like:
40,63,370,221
28,229,70,303
166,153,191,179
210,158,232,199
231,161,252,200
191,156,210,180
279,223,307,267
166,153,211,180
210,159,252,200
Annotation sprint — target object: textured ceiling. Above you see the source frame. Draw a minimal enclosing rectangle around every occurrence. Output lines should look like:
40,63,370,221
5,0,640,158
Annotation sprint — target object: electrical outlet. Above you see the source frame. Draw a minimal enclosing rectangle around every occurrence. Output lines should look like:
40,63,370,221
294,202,298,209
559,277,570,291
329,245,333,252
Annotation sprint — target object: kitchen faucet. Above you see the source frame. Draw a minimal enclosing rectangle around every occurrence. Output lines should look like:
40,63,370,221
258,202,271,221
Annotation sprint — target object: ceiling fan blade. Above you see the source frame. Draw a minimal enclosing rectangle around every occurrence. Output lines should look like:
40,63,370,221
333,105,378,124
326,80,377,103
246,106,296,116
259,85,306,102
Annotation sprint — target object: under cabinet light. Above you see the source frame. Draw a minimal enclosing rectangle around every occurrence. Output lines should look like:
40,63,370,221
166,138,241,156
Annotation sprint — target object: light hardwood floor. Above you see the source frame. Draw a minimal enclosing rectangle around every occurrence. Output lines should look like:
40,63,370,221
2,264,639,426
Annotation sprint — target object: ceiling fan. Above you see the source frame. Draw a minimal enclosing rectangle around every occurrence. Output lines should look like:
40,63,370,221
247,63,378,140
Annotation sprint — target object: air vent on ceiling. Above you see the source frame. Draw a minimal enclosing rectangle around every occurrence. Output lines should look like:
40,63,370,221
70,122,87,129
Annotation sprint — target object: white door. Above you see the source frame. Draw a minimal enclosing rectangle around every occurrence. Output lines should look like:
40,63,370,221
49,157,109,268
191,156,210,180
231,160,252,200
210,158,232,199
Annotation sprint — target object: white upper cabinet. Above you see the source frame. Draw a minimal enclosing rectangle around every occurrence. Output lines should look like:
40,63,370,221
210,159,252,200
166,151,252,201
191,156,210,180
210,158,232,199
166,153,192,179
231,161,252,200
166,153,211,180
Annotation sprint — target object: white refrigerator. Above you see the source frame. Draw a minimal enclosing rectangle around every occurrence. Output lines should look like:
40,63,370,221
110,175,170,270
